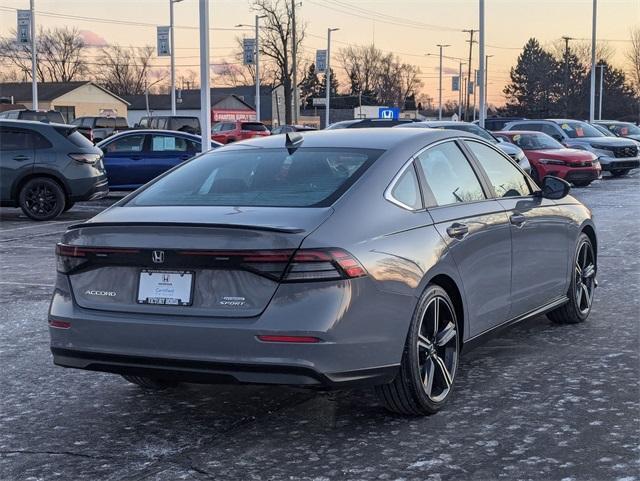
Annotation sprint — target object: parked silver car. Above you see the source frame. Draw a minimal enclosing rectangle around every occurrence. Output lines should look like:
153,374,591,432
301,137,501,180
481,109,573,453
397,121,531,173
49,128,597,415
504,119,639,177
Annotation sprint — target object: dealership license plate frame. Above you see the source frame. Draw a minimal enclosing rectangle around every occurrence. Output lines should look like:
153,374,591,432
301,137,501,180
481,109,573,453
137,269,195,306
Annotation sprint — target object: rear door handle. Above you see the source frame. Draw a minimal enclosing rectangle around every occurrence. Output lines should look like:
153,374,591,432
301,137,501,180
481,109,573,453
446,223,469,238
510,213,526,227
13,155,30,161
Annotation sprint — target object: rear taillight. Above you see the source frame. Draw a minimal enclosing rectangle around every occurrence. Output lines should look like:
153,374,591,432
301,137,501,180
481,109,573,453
56,244,140,273
282,248,367,282
257,335,321,343
49,319,71,329
69,153,101,164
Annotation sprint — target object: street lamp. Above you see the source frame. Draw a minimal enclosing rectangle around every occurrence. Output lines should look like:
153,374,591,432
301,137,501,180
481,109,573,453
236,15,266,122
426,53,466,121
170,0,184,116
326,27,339,129
198,0,210,153
436,44,450,120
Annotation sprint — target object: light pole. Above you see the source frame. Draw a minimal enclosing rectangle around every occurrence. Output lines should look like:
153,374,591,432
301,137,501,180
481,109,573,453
484,54,493,120
478,0,485,128
30,0,37,109
436,44,450,120
291,1,301,124
598,63,604,120
170,0,183,116
325,27,339,129
589,0,597,122
237,17,266,121
198,0,211,153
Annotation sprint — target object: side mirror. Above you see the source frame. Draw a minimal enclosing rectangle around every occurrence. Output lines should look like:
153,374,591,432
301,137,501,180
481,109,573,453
539,175,570,200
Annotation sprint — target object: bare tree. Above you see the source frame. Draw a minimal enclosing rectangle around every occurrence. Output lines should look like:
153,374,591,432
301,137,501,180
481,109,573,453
93,45,158,97
0,27,88,82
626,28,640,95
397,63,423,107
340,44,384,97
251,0,305,124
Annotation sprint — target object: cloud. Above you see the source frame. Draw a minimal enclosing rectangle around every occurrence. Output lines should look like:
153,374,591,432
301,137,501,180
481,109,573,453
433,66,460,75
79,30,107,47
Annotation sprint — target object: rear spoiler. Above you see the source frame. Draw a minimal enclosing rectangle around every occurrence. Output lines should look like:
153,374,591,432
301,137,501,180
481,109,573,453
66,221,305,234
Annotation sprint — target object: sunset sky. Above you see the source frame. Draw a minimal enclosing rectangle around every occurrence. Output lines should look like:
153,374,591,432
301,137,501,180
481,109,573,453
1,0,638,106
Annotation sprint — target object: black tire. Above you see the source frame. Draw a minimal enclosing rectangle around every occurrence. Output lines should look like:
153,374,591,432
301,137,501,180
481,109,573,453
572,180,592,187
529,165,542,187
63,201,75,212
376,284,460,416
122,375,179,390
547,233,596,324
610,169,630,177
18,177,66,221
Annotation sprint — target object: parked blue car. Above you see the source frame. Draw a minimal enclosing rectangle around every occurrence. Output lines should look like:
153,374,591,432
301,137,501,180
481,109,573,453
97,130,218,190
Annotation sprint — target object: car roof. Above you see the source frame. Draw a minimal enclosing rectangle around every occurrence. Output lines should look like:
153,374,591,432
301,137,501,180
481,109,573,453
105,129,203,140
496,130,544,135
0,118,73,128
223,127,476,151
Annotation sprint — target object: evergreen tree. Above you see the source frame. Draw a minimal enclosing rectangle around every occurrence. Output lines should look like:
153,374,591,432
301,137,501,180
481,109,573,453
299,63,321,109
585,62,639,120
559,49,587,117
503,38,562,117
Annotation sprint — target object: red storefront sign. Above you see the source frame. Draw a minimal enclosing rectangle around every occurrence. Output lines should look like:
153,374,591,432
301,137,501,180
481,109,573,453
212,109,256,122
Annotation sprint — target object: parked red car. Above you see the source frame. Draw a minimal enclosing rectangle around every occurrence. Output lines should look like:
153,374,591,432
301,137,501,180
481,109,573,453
211,121,270,144
495,131,601,187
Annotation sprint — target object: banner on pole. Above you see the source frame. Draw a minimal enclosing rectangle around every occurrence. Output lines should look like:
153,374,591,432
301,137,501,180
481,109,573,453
452,76,460,92
476,70,482,86
17,10,31,44
468,81,475,94
243,38,256,65
157,26,171,56
316,50,327,73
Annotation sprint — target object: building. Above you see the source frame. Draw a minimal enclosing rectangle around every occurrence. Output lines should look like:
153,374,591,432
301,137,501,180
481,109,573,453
124,91,257,126
0,81,129,123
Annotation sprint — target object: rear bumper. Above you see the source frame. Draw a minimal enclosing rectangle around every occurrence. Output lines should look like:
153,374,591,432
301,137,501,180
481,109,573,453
51,347,398,388
69,177,109,202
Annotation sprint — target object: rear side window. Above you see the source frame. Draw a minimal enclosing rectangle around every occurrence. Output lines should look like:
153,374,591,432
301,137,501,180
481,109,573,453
464,140,531,198
81,118,93,127
388,165,422,210
416,141,486,206
139,118,150,128
151,135,188,152
172,118,200,133
129,147,383,208
241,122,267,132
63,129,94,148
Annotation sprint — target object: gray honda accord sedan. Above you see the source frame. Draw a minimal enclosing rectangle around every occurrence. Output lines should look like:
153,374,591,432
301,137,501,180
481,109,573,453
49,128,597,415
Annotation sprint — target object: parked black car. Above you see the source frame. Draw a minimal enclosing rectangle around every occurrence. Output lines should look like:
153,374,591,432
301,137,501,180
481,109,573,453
474,117,527,131
326,118,417,129
71,116,130,143
137,115,201,135
0,109,65,123
271,124,317,135
0,120,108,220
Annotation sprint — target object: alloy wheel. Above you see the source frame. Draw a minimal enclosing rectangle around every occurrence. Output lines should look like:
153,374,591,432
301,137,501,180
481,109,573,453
575,240,596,315
24,182,59,217
417,296,458,403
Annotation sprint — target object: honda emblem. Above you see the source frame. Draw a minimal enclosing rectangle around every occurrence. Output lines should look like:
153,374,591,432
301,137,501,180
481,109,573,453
152,250,165,264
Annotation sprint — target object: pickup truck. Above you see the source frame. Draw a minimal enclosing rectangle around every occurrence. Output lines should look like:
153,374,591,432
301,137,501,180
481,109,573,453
71,116,130,143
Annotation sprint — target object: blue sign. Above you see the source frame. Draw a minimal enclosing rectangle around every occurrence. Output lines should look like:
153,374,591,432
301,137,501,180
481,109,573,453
378,107,400,120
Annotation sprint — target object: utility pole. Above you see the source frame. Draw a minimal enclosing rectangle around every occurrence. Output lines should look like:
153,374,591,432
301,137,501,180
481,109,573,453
198,0,211,153
325,28,339,129
463,28,478,121
255,15,266,121
561,36,573,117
30,0,37,109
473,69,478,122
458,61,464,120
169,0,183,116
291,0,298,124
589,0,597,122
478,0,485,128
437,44,450,120
598,63,604,120
484,54,493,120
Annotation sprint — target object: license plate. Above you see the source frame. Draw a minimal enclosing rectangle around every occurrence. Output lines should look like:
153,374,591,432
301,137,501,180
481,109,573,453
137,270,194,306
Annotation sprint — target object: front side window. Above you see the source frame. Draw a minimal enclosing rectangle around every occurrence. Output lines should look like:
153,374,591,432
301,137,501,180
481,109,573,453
388,164,422,210
104,134,146,153
465,140,531,198
129,147,382,208
416,141,486,206
241,122,267,132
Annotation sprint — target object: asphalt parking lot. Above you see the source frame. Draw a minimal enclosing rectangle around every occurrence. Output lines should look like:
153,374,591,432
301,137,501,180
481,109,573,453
0,173,638,481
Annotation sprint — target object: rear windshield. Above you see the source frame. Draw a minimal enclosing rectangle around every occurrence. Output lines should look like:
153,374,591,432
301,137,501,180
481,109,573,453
171,117,200,133
95,118,115,128
129,147,383,208
509,133,563,150
241,122,268,131
54,127,95,147
440,124,496,143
